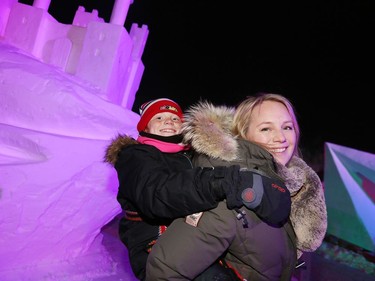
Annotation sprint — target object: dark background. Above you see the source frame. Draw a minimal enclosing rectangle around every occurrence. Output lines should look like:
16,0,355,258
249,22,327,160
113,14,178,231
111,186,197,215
19,0,375,162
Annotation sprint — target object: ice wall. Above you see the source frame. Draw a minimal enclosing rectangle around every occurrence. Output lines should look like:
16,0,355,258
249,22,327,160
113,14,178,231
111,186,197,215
0,0,146,279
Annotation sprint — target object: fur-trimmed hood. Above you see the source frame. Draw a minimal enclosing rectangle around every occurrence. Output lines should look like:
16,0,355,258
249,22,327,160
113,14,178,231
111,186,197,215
182,101,327,258
104,134,138,166
182,101,239,161
277,157,327,258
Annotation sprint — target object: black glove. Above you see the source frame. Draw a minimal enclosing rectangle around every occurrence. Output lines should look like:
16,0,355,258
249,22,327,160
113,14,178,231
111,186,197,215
222,166,291,225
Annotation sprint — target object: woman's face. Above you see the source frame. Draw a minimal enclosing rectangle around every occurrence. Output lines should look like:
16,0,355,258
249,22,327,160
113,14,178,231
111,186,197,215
245,100,296,165
145,112,182,136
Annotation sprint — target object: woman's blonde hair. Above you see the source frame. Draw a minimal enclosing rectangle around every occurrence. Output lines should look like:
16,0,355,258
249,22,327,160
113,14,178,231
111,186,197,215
232,92,301,157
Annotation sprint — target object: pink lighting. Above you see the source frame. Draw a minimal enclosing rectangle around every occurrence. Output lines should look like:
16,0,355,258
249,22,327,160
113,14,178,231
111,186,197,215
0,0,147,279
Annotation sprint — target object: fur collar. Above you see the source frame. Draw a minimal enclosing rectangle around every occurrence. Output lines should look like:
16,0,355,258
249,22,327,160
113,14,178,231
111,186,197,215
104,134,138,166
277,157,327,257
182,101,239,161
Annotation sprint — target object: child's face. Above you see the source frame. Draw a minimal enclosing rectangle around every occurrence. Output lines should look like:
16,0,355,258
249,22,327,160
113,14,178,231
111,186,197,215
145,112,182,137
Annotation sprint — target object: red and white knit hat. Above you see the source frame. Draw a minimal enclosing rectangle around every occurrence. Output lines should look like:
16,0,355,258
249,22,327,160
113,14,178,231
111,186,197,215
137,98,183,132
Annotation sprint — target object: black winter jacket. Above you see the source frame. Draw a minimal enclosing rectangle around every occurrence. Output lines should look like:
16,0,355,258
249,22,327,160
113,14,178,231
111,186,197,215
104,135,243,280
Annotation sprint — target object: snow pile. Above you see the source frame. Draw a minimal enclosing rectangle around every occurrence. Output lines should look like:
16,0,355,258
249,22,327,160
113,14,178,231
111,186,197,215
0,42,139,280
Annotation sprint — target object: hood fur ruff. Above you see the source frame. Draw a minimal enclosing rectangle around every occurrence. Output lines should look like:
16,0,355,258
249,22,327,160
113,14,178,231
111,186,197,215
277,157,327,258
182,101,327,258
182,101,239,161
104,134,138,166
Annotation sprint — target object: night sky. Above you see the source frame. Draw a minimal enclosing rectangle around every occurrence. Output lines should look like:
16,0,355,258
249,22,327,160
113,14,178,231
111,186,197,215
19,0,375,156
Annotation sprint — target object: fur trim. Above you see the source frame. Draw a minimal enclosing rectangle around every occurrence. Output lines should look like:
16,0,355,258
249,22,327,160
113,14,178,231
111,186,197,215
104,134,138,165
182,101,239,161
277,157,327,258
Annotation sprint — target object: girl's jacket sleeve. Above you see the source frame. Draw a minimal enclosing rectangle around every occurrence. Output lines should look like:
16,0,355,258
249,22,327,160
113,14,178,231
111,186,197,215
114,144,233,220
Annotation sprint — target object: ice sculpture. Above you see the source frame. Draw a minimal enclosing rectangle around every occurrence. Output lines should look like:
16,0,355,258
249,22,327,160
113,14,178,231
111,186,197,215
0,0,147,279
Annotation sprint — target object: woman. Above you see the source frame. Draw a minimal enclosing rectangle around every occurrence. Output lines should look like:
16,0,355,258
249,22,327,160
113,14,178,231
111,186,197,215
146,93,327,281
104,98,290,280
